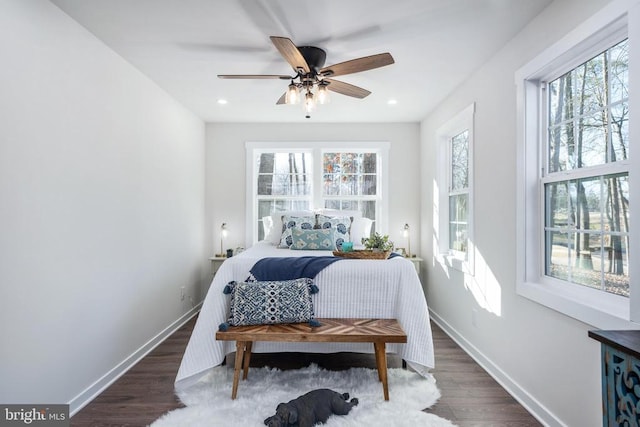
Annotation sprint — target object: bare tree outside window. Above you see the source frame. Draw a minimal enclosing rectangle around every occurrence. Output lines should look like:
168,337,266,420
256,152,312,240
449,131,469,253
322,152,378,226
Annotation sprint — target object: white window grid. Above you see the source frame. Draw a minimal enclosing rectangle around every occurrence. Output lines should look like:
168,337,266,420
539,38,630,297
436,103,475,274
246,141,390,245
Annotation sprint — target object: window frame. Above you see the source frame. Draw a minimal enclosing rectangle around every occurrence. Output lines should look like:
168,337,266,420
436,102,475,274
245,141,390,245
515,1,640,329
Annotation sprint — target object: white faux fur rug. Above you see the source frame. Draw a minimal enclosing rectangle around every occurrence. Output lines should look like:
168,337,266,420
152,364,456,426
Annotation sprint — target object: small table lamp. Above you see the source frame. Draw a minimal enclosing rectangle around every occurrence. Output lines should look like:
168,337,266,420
217,222,228,257
403,223,411,258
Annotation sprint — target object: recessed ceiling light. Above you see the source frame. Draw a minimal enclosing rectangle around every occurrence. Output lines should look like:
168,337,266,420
217,99,228,105
387,99,397,105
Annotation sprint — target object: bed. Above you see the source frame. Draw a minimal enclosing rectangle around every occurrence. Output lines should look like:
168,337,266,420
175,239,435,392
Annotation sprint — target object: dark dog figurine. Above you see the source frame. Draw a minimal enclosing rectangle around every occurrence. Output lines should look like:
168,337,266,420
264,388,359,427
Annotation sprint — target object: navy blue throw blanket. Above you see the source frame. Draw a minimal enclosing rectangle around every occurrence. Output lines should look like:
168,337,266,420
249,256,344,281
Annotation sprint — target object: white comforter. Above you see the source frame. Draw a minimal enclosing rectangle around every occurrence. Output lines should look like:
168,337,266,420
175,242,435,391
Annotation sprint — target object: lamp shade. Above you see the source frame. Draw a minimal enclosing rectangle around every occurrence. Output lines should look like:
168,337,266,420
218,222,228,257
285,83,299,104
316,83,330,104
304,91,315,114
403,223,411,257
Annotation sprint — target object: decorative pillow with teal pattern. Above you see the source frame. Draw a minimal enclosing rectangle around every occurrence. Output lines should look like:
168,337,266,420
279,215,316,248
219,278,320,330
291,228,336,250
315,214,352,250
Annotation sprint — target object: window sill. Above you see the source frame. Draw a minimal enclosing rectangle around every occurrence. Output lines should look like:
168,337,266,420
437,252,473,275
517,279,636,330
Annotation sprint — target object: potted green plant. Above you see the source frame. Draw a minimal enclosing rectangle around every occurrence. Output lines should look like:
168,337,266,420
361,232,394,252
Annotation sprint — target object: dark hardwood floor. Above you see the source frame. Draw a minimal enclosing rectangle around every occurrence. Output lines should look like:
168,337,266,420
425,325,542,426
71,315,541,426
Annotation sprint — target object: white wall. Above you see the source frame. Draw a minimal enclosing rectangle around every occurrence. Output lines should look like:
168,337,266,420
205,122,420,255
0,0,206,413
420,0,615,425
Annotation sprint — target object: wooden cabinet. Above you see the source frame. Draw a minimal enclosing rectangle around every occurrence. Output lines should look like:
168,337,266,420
589,329,640,426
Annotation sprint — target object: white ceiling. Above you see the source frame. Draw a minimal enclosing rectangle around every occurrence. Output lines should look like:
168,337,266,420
49,0,552,123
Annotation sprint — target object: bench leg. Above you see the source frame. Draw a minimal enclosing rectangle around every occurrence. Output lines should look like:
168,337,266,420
374,342,390,401
242,341,253,380
231,341,246,400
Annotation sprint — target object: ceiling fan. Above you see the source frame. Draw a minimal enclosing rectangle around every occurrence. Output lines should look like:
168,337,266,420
218,36,394,118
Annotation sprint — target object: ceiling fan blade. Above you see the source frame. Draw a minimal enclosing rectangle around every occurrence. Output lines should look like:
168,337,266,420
276,93,287,105
270,36,311,74
309,25,382,47
324,79,371,99
320,53,394,78
238,0,293,41
218,74,292,80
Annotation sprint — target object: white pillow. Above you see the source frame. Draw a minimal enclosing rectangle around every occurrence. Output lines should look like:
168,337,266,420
262,216,274,241
350,217,374,247
266,210,314,245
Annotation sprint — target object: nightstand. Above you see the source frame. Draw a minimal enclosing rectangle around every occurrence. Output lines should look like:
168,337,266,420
208,256,227,278
407,256,423,279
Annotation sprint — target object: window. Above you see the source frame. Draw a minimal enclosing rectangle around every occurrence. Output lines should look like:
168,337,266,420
255,151,313,240
544,38,629,297
450,130,470,254
437,103,475,274
322,152,378,222
246,142,389,244
516,2,638,328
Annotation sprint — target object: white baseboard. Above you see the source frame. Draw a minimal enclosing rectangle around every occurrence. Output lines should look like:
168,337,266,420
69,304,201,416
429,309,564,427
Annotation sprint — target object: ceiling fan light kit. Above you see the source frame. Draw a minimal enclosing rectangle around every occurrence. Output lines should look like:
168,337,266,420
316,82,329,104
285,82,299,105
218,36,394,118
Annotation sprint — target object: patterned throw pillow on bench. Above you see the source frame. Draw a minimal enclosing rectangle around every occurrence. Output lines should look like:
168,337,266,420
219,278,320,330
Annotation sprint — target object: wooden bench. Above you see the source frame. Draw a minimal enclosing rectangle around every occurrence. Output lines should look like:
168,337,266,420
215,318,407,401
